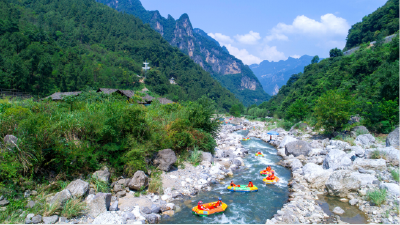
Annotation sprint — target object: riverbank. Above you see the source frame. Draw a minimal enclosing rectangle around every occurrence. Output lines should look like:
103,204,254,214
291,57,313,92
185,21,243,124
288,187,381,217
244,118,399,224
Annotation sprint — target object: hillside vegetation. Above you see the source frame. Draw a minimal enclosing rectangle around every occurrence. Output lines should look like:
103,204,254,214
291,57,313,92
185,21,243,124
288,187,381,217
0,0,240,110
344,0,399,50
250,34,399,133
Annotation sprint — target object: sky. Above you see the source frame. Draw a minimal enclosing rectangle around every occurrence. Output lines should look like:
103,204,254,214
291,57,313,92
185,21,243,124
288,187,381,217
141,0,387,65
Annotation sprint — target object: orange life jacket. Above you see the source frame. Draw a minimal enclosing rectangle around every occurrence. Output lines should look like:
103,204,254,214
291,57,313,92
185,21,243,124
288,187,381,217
198,204,207,210
248,182,254,187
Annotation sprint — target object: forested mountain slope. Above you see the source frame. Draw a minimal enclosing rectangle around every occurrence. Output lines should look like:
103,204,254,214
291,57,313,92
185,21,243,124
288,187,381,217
0,0,240,109
249,55,322,95
344,0,398,50
96,0,270,106
258,1,399,133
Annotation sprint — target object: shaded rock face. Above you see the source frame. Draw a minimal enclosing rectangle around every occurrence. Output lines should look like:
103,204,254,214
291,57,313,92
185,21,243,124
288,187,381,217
86,193,112,218
325,170,361,197
386,127,399,148
285,141,311,157
128,171,148,190
66,179,89,198
49,189,72,207
356,134,375,146
323,149,352,170
92,167,111,183
153,149,177,171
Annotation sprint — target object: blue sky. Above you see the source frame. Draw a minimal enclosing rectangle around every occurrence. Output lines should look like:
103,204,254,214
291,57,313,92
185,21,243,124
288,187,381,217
141,0,387,65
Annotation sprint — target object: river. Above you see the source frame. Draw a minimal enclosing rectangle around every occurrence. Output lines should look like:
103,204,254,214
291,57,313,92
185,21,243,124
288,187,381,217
160,129,292,224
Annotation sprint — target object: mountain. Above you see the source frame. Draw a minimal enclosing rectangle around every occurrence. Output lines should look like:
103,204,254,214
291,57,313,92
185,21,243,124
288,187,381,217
249,55,322,95
96,0,270,106
0,0,240,110
258,1,399,133
344,0,399,51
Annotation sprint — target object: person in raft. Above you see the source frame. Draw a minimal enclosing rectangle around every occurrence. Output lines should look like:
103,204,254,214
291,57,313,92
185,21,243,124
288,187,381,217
257,151,262,155
266,171,276,180
197,201,208,211
230,180,240,187
213,197,223,208
247,180,254,187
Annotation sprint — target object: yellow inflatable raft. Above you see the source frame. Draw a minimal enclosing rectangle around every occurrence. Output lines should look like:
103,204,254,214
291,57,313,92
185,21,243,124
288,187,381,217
259,170,273,177
263,176,280,184
255,153,264,157
242,137,250,141
192,201,228,216
227,185,258,192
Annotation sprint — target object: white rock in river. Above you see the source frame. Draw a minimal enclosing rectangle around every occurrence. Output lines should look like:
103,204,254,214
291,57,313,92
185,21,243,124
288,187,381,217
333,207,345,215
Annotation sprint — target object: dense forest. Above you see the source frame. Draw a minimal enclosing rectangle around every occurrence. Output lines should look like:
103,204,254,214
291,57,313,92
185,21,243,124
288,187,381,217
0,0,240,110
96,0,270,106
344,0,399,50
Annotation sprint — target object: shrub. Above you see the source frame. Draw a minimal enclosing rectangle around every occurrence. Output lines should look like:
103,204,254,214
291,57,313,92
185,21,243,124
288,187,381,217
148,171,163,195
277,119,296,131
90,177,109,193
61,198,86,218
390,169,399,182
370,150,387,160
188,146,202,165
367,188,387,206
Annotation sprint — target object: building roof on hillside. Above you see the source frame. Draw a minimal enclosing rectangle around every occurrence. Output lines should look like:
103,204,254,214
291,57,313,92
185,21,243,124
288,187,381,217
45,91,81,100
118,90,135,98
97,88,119,94
157,97,173,104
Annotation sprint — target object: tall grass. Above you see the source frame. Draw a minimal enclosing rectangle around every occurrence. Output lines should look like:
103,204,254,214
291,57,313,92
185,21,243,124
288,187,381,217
370,150,387,160
61,198,86,218
90,177,109,193
148,171,163,195
390,169,399,182
188,146,202,165
367,188,387,206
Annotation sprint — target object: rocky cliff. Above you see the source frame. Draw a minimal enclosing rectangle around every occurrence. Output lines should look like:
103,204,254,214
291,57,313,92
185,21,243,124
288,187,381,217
250,55,322,95
96,0,269,106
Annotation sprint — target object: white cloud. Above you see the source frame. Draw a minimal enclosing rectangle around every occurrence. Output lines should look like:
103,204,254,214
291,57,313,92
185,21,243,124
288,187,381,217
264,33,289,42
234,31,261,45
259,45,287,62
290,55,301,59
271,13,349,36
208,33,234,46
224,44,262,65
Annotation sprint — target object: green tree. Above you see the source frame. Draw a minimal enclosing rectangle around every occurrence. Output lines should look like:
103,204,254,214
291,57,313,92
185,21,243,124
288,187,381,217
329,48,344,58
230,104,243,117
311,55,319,64
285,99,309,122
313,90,355,133
378,97,399,129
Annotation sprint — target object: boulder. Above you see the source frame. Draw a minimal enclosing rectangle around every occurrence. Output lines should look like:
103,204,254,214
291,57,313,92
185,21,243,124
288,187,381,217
217,160,231,169
285,141,311,157
128,171,148,190
349,199,358,206
49,189,71,207
113,184,124,193
325,170,377,197
332,207,344,215
65,179,89,198
348,115,361,125
151,204,161,214
350,126,369,137
43,215,58,224
86,193,111,218
31,215,42,224
352,158,386,171
109,200,118,211
329,140,351,151
291,158,303,171
366,147,399,166
0,199,9,206
380,183,400,196
302,163,332,190
144,214,159,224
233,158,243,166
92,212,126,224
386,127,399,149
356,134,375,146
153,149,177,172
123,212,136,221
323,149,352,170
92,167,111,183
278,136,298,148
4,134,18,146
200,151,213,163
116,190,126,198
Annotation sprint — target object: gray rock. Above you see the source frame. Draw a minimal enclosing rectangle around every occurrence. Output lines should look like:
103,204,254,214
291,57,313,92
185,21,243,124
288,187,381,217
25,213,34,224
31,190,38,196
302,163,332,190
144,214,159,224
123,212,136,221
367,147,399,166
356,134,375,146
26,201,36,208
323,149,352,170
113,184,124,193
58,217,68,223
285,141,311,157
348,115,361,125
31,215,42,224
116,190,126,198
49,189,72,207
333,207,345,215
92,212,126,224
386,127,399,148
141,207,151,214
128,171,148,190
278,136,298,148
352,158,386,171
66,179,89,198
109,201,118,211
330,140,351,150
0,195,3,201
89,188,95,195
86,193,111,218
4,134,18,146
0,199,10,206
291,158,303,171
200,151,213,163
349,199,358,206
233,158,242,166
151,204,161,214
43,215,58,224
153,149,177,172
380,183,400,196
92,167,111,183
351,126,369,137
326,170,377,197
171,191,182,198
24,190,31,198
